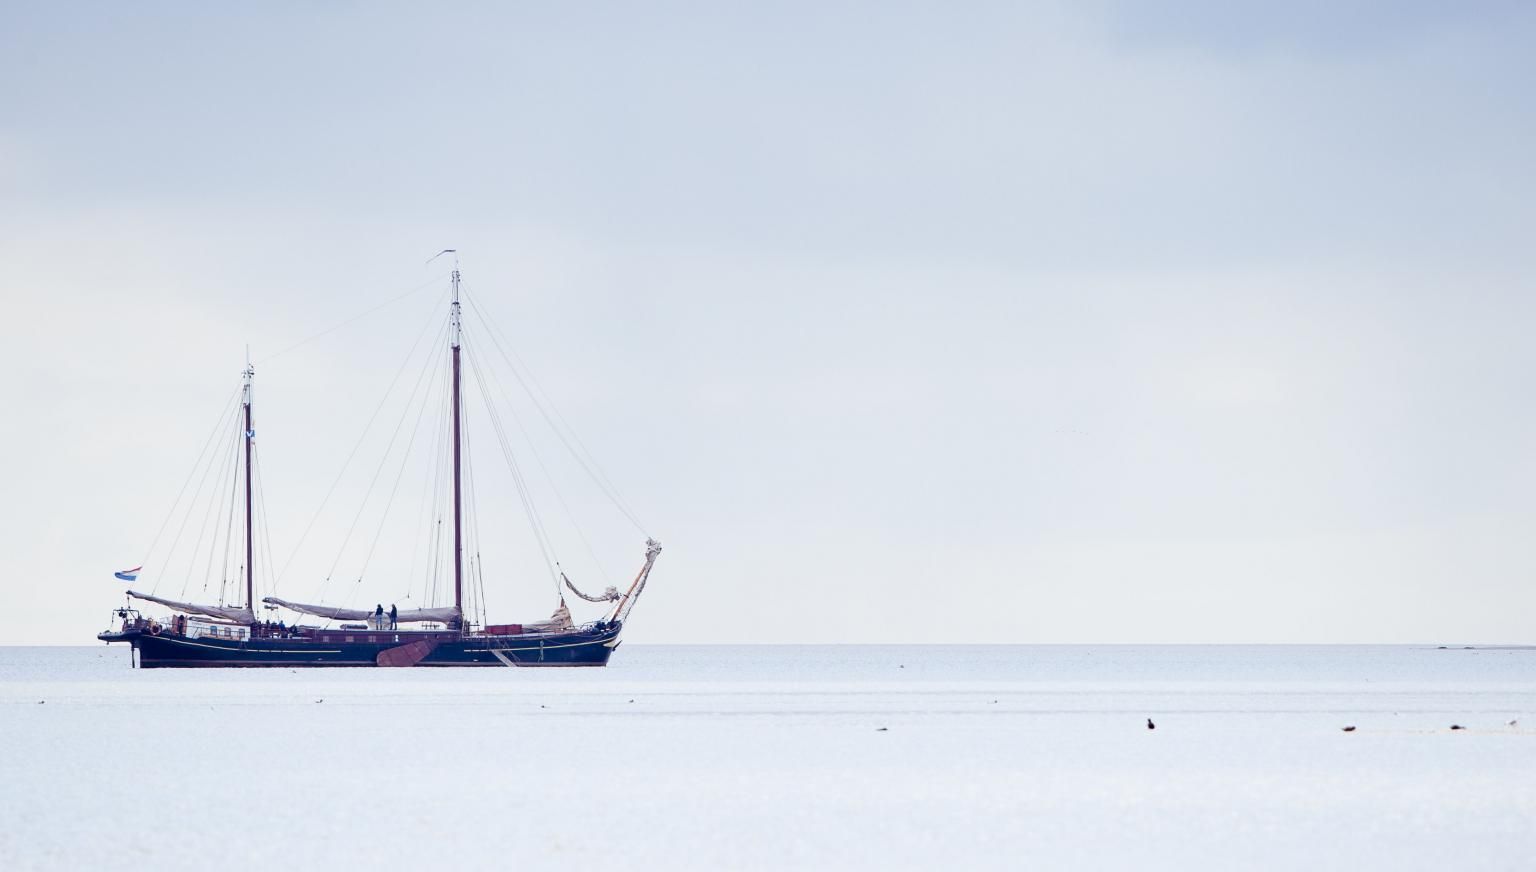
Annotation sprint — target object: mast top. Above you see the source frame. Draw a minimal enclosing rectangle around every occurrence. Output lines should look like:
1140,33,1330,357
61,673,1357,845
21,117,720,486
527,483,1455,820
451,266,462,350
241,347,254,407
430,248,463,351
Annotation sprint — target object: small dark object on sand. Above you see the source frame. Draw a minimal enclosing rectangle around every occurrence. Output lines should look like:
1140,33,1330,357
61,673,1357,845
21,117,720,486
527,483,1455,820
1450,724,1466,730
1509,719,1518,727
628,699,635,703
1342,726,1356,732
876,727,889,732
315,699,323,704
37,700,44,704
1147,718,1155,730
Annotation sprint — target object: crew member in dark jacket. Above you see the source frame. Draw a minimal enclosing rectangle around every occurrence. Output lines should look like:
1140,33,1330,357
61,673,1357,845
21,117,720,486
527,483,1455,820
389,604,398,630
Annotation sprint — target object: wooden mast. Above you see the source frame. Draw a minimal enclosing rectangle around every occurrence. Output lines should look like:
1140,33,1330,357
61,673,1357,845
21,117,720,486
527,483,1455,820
242,358,255,620
450,264,464,626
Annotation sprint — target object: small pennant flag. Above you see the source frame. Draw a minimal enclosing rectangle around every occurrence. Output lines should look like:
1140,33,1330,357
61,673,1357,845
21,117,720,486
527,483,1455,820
114,566,141,582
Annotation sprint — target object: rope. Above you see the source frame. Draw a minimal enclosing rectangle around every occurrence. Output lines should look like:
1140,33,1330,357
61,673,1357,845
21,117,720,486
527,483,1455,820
403,359,450,604
173,415,240,599
254,446,281,611
463,341,562,592
254,272,449,365
462,396,491,626
270,289,450,592
204,426,240,602
319,316,450,610
352,328,447,583
563,573,619,603
465,330,616,590
216,434,239,602
461,286,650,535
142,388,241,594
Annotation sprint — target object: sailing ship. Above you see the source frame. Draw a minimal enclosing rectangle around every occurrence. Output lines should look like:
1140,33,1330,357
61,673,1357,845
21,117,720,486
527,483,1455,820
99,262,661,667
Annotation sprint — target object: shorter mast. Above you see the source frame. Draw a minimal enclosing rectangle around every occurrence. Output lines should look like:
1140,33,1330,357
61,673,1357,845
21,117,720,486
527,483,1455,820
242,359,255,621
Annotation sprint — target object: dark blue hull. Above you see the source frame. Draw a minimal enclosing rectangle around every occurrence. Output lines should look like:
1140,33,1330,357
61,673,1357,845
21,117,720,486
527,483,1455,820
100,625,621,668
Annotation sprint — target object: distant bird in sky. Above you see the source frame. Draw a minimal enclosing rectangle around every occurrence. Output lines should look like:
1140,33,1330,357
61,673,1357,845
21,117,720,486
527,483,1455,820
1147,718,1155,730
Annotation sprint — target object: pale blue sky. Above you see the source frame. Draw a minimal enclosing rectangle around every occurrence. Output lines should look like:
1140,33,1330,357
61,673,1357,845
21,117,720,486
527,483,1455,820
3,2,1534,643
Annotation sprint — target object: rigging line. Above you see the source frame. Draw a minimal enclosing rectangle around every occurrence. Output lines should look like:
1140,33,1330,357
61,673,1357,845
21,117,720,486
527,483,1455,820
479,332,614,591
460,287,649,534
465,342,552,566
254,447,280,610
246,447,262,607
460,282,648,527
460,397,491,626
217,428,240,604
461,393,480,620
205,430,240,603
204,422,244,602
353,326,447,584
427,382,452,610
467,329,615,589
174,418,240,599
254,272,450,366
474,552,488,628
143,389,242,592
464,342,560,589
201,416,241,603
461,415,477,624
321,316,451,605
271,287,452,591
248,446,264,607
404,353,450,602
421,383,450,608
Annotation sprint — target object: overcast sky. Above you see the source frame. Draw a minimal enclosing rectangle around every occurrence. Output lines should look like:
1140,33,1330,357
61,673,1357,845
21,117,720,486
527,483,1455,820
3,1,1535,644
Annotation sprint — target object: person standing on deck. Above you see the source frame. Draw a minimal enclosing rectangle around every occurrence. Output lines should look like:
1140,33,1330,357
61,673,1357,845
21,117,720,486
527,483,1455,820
374,604,384,630
389,604,398,630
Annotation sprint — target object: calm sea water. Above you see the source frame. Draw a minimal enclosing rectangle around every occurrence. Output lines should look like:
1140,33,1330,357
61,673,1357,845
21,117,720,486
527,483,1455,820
2,645,1533,870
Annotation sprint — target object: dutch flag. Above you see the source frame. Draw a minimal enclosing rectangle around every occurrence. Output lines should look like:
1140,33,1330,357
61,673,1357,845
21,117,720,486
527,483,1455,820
114,566,141,582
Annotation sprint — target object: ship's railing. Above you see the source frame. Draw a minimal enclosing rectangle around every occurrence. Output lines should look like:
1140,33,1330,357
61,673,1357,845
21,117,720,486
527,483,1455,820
186,619,249,641
472,620,614,639
105,609,149,634
104,610,257,641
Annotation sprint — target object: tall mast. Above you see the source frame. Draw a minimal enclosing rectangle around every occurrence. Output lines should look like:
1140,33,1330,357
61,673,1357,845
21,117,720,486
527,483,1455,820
451,264,464,624
242,358,255,618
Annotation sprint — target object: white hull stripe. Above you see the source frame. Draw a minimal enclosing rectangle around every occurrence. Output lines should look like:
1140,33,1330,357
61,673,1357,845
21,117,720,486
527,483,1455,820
145,636,343,654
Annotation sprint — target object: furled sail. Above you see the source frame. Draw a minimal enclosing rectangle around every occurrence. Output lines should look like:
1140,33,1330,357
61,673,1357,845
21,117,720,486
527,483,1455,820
563,573,620,603
262,597,460,624
128,590,255,624
522,602,575,633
